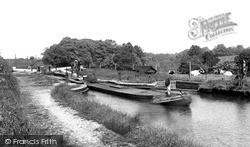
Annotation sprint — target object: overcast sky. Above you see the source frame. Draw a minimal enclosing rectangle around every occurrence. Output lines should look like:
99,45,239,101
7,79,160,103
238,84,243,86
0,0,249,59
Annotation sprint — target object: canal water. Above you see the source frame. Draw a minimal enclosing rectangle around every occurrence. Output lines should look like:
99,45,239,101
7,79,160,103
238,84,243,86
83,91,250,147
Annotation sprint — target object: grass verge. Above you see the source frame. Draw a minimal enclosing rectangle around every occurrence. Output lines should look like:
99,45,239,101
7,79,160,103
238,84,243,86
0,58,71,147
51,84,139,135
0,57,40,135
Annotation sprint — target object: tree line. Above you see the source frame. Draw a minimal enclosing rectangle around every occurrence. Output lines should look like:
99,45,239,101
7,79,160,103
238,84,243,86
177,44,250,74
42,37,250,74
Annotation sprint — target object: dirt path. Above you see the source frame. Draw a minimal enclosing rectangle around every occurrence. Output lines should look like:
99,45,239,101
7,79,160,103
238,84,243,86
17,74,106,147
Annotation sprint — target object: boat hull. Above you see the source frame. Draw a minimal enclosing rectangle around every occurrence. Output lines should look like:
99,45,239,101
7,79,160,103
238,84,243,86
88,83,153,100
53,71,65,77
88,83,192,106
71,85,89,94
69,78,84,84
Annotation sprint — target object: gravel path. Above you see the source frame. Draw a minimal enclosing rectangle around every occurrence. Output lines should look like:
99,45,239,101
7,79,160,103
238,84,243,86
17,75,106,147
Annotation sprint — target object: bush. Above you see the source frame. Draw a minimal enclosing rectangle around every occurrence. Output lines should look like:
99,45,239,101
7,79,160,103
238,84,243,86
0,56,38,135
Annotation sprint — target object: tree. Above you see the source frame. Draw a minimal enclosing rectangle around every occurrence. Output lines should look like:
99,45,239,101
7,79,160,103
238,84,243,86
29,56,35,60
213,44,229,56
178,62,189,74
235,48,250,74
202,51,219,67
42,44,75,67
113,43,135,70
134,45,146,65
42,37,147,70
187,45,202,57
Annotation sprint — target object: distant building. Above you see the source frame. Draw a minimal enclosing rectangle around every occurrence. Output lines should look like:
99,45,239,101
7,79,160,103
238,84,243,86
134,66,157,74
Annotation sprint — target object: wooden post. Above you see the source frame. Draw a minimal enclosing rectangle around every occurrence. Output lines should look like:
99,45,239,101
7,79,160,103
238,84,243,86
65,68,69,84
115,63,117,71
118,72,121,81
71,65,73,77
189,62,191,80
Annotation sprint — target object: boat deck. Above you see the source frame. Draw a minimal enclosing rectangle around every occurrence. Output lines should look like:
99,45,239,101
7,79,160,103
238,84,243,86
88,82,192,106
88,83,166,99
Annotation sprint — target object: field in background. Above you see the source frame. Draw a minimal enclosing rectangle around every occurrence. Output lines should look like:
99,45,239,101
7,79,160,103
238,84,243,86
85,68,236,83
5,59,44,69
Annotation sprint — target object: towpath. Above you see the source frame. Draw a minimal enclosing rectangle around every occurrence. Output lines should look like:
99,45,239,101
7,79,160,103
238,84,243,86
16,74,107,147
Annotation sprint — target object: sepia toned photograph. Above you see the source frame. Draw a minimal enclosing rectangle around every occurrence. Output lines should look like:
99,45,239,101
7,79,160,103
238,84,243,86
0,0,250,146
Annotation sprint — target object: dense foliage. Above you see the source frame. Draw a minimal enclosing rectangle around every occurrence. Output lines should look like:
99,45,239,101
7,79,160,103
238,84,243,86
177,45,218,73
234,48,250,74
142,44,246,73
0,56,37,135
42,37,145,70
176,45,248,74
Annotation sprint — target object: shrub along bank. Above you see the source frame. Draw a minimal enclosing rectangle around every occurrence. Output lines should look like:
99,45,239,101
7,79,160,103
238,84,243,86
198,78,250,98
0,57,39,135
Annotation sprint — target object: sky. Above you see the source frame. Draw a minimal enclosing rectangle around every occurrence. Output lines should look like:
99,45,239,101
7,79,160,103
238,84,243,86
0,0,249,59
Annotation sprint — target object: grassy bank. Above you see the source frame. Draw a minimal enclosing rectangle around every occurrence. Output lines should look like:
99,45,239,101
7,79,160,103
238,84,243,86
85,68,234,83
198,78,250,98
0,57,40,135
52,84,139,135
52,83,202,147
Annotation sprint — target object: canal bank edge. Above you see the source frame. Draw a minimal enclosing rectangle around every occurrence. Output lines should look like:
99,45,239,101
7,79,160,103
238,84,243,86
174,80,250,99
198,87,250,98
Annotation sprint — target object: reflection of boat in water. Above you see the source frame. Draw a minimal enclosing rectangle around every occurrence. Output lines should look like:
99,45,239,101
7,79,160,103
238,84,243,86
87,83,192,106
71,84,89,93
152,92,191,106
163,104,192,116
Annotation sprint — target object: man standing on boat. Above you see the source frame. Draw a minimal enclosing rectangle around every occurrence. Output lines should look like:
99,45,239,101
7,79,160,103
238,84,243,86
165,78,171,96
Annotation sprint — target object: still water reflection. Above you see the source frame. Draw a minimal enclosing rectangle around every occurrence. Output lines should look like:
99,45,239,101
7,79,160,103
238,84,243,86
84,91,250,147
